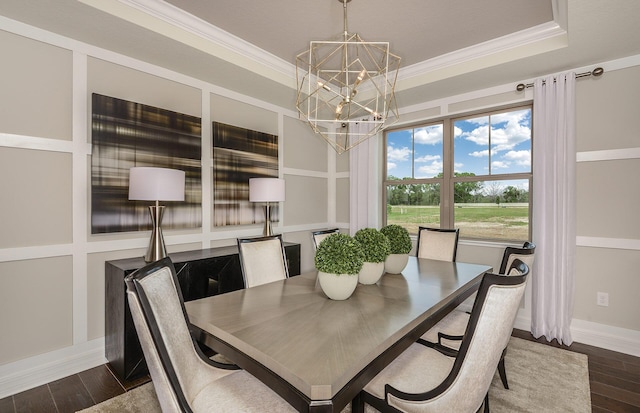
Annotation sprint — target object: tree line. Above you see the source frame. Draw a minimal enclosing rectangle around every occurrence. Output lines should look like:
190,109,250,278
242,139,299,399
386,172,529,206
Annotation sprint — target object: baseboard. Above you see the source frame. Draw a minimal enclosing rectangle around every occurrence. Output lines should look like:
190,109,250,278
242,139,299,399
0,338,106,399
513,314,640,357
570,319,640,357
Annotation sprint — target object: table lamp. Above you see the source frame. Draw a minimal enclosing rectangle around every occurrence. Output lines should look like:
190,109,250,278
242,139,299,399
129,167,185,262
249,178,285,236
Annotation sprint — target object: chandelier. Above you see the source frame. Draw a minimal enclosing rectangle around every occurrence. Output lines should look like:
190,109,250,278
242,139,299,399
295,0,401,154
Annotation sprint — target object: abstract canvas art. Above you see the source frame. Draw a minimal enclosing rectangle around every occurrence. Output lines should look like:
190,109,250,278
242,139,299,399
212,122,278,227
91,93,202,234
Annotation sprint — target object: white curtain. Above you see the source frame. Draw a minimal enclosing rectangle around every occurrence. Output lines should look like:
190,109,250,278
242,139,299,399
531,72,576,345
349,122,378,235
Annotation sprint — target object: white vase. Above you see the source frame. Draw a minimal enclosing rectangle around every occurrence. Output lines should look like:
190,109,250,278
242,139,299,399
384,253,409,274
318,271,359,300
358,261,385,284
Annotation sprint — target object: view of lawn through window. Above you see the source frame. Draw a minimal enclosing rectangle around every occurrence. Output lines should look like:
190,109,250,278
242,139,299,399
385,106,532,242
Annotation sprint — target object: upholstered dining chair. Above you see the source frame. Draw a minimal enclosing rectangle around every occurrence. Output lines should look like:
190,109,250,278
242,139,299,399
125,257,298,412
420,242,536,389
499,241,536,277
353,260,529,413
416,227,460,261
312,228,340,250
237,234,289,288
455,241,537,314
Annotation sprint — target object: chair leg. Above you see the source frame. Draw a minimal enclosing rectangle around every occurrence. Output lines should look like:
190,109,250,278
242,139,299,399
351,392,364,413
498,348,509,389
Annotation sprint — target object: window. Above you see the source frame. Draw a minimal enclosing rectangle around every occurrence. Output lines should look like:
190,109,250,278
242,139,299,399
384,105,532,242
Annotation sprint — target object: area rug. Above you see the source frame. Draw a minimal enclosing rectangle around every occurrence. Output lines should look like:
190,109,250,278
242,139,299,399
488,337,590,412
78,337,590,412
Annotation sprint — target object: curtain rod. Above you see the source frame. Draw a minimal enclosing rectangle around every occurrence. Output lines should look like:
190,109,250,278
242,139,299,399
515,67,604,91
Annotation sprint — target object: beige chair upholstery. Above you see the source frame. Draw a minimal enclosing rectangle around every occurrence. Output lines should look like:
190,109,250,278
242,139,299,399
125,257,297,412
499,241,536,277
312,228,339,250
416,227,459,262
456,241,536,314
237,234,289,288
419,243,536,390
355,260,529,413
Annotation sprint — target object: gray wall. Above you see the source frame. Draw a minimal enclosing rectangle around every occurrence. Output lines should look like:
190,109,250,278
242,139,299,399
0,26,342,396
1,16,639,398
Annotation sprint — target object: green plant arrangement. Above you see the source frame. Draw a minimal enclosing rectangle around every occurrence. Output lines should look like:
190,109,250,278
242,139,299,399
380,225,412,254
315,233,364,274
314,233,365,275
354,228,391,263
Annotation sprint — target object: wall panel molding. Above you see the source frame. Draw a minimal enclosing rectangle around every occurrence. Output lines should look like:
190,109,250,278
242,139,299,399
0,133,76,153
72,51,89,344
283,223,336,234
577,147,640,162
0,245,73,262
282,167,329,179
576,236,640,251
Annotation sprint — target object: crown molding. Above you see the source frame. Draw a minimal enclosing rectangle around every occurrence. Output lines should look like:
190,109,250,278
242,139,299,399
79,0,296,87
81,0,567,93
396,21,568,90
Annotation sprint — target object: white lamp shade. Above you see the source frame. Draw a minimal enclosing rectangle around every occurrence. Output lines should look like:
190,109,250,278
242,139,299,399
249,178,285,202
128,167,185,201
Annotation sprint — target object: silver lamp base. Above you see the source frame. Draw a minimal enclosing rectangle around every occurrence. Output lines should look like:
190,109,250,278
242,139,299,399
144,205,167,262
263,202,273,236
262,202,273,237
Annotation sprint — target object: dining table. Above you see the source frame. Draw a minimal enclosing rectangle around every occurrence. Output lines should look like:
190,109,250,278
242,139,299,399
185,256,492,413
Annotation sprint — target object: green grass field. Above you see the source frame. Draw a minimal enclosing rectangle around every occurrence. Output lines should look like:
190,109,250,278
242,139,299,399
387,204,529,241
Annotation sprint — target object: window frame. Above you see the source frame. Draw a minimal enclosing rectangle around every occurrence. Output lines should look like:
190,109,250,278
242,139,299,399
383,103,533,242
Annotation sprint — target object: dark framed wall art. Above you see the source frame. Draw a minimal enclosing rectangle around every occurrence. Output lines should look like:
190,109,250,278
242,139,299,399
91,93,202,234
212,122,278,227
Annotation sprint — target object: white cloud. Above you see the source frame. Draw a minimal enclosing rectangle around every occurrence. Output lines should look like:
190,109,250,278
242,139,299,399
416,160,443,178
461,124,490,146
470,149,490,158
491,161,510,169
387,162,397,171
457,109,530,154
491,110,529,125
387,145,411,162
415,154,441,162
502,150,531,166
414,125,443,145
490,122,530,151
465,116,489,126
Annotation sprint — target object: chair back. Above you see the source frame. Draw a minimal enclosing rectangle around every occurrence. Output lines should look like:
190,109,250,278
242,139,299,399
387,259,529,412
125,258,230,413
311,228,339,250
238,234,289,288
499,241,536,275
416,227,460,261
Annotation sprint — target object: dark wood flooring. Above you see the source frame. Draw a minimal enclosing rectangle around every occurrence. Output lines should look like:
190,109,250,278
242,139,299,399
1,329,639,412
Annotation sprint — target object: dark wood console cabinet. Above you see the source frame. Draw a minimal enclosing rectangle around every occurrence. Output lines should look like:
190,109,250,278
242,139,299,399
105,243,301,382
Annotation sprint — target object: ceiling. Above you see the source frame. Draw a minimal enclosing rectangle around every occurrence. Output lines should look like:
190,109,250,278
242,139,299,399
2,0,640,111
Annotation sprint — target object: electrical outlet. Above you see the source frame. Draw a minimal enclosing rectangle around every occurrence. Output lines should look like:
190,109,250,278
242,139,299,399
597,292,609,307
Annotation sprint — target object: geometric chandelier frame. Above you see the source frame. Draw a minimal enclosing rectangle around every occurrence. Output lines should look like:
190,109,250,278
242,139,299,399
295,0,401,154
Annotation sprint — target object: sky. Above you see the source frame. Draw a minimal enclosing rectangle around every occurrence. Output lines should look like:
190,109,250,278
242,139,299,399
387,108,531,191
